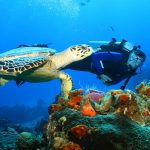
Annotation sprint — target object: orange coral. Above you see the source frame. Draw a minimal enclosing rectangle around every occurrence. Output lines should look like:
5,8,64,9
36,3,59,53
111,90,123,96
118,94,130,102
70,125,88,139
81,97,96,116
68,95,83,107
59,142,82,150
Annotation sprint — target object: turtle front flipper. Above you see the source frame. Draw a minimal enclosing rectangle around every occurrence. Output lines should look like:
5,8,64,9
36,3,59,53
57,71,72,99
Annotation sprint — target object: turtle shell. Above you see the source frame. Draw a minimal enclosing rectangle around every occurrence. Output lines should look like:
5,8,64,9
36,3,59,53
0,47,56,74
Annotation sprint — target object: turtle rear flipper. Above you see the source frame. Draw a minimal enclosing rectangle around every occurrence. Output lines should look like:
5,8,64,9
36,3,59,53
15,78,25,86
0,78,9,86
57,71,72,99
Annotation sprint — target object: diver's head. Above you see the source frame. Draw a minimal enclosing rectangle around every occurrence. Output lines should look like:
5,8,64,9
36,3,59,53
127,49,146,69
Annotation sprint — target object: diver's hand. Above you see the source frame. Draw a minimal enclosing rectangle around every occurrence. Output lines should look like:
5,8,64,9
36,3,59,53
100,74,112,84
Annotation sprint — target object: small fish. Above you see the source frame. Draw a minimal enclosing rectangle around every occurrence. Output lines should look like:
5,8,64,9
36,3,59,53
110,26,115,31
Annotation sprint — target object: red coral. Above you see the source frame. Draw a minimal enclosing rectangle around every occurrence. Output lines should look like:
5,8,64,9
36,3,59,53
59,142,82,150
70,125,88,139
146,88,150,96
142,108,150,116
118,94,130,102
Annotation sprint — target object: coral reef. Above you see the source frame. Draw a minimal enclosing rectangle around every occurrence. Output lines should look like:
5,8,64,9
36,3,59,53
45,82,150,150
1,82,150,149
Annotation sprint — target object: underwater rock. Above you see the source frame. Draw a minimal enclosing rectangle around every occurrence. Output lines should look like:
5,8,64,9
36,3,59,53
45,83,150,149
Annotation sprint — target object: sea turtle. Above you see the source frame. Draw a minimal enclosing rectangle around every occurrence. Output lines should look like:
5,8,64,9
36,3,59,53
0,44,93,98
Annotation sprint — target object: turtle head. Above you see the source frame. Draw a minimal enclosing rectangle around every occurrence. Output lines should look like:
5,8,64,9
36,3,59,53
69,44,93,61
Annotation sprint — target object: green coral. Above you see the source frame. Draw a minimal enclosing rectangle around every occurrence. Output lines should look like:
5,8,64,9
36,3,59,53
15,132,42,150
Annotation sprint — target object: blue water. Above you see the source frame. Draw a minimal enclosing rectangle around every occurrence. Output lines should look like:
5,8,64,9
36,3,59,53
0,0,150,124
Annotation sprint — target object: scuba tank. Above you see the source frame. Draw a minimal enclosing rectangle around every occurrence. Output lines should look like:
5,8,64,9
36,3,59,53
89,38,134,54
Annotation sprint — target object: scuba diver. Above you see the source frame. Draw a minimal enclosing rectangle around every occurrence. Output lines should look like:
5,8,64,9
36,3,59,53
65,38,146,90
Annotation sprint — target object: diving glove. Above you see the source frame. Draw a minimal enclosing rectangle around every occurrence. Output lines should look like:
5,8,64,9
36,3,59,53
100,74,112,85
